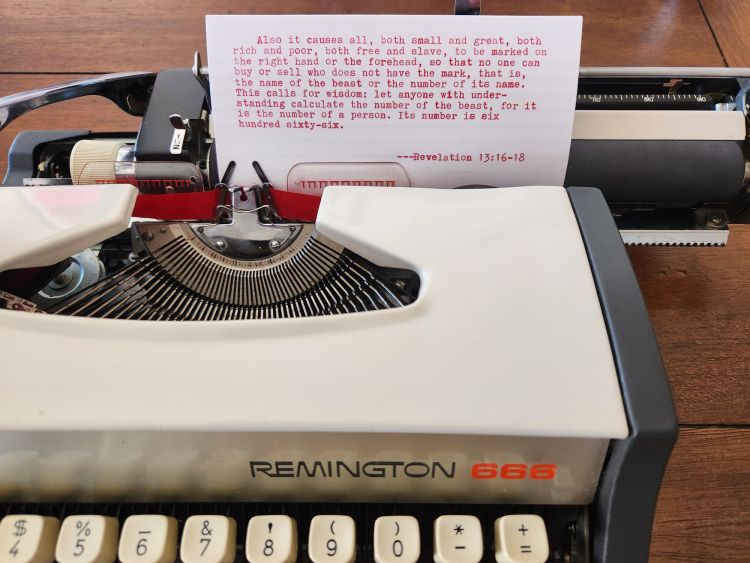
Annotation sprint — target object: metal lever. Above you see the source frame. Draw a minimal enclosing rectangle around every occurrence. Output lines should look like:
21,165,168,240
169,114,187,130
191,187,301,260
0,71,155,132
169,113,194,140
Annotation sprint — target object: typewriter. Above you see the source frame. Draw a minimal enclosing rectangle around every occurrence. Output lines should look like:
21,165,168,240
0,59,748,563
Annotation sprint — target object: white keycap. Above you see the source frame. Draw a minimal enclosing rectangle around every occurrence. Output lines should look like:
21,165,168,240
494,515,548,563
373,516,420,563
180,515,236,563
0,515,59,563
245,515,297,563
433,515,483,563
308,515,355,563
55,515,119,563
118,515,177,563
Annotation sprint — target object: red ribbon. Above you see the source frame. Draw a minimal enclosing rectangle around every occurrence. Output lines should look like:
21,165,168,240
132,190,223,221
132,188,322,222
268,188,321,222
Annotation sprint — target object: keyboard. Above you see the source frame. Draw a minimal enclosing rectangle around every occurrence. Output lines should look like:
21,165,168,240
0,502,586,563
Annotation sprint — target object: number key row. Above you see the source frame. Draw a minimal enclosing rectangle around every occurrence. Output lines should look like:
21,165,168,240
0,512,549,563
0,514,297,563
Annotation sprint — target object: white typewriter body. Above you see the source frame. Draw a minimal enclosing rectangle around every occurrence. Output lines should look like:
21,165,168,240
0,185,627,504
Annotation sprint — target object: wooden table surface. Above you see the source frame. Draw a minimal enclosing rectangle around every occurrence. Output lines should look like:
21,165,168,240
1,1,748,561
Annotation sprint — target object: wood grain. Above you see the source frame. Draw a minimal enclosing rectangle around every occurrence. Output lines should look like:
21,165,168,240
487,0,725,67
701,0,750,66
629,229,750,426
0,0,724,73
650,428,750,561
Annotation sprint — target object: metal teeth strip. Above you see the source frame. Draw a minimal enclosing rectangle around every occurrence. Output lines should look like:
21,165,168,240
48,234,416,321
620,229,728,247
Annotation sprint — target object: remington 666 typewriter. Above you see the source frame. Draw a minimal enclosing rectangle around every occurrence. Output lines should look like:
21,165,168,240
0,62,748,563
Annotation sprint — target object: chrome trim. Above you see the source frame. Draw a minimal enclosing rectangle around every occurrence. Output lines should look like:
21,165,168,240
580,67,750,78
0,71,155,132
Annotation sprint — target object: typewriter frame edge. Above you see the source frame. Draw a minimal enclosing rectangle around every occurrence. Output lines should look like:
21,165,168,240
568,186,678,563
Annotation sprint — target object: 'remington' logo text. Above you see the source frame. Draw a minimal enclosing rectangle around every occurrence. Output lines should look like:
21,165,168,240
249,461,556,480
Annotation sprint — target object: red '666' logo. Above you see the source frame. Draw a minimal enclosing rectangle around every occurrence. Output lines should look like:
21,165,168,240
470,463,557,480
